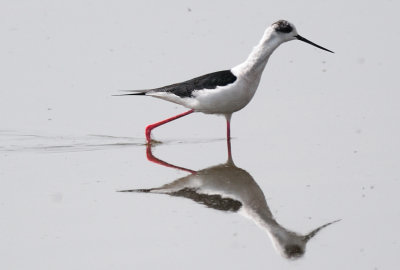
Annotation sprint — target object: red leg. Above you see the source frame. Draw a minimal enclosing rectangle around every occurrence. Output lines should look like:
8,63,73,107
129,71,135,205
226,117,231,141
145,109,194,142
146,143,196,174
226,115,232,162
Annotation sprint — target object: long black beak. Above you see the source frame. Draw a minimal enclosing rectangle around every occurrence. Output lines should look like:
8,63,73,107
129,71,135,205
295,35,334,53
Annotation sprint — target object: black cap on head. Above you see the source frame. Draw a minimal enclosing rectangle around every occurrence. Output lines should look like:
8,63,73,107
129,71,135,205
274,20,293,33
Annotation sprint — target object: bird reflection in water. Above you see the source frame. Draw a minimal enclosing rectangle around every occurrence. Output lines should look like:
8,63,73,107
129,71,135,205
120,141,339,259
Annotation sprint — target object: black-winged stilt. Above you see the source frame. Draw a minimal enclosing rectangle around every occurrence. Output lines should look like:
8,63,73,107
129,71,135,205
118,20,333,143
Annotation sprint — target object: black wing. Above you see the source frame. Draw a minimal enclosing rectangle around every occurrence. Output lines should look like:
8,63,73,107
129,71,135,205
152,70,237,98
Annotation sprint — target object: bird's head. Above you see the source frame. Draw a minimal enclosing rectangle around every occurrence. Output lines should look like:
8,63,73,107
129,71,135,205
272,20,333,53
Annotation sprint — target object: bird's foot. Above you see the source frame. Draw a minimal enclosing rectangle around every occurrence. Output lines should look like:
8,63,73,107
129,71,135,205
146,138,162,146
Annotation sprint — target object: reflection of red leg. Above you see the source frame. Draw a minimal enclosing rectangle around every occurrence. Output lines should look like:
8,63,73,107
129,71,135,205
145,109,194,142
146,144,196,174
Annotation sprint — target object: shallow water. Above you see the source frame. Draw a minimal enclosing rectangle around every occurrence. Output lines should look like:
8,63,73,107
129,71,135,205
1,130,398,269
1,0,400,269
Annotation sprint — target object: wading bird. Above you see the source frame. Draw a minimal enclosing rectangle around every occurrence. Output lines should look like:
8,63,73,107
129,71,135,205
117,20,333,143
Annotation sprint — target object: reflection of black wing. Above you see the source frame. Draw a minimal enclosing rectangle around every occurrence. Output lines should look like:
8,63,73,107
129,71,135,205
169,188,242,212
121,187,242,212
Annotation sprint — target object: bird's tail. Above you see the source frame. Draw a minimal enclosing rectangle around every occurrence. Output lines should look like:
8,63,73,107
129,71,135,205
112,90,150,96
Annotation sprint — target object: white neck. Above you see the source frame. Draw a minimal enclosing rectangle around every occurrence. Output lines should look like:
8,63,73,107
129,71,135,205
233,27,282,77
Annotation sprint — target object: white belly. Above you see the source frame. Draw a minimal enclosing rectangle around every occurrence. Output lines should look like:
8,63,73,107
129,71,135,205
189,77,261,114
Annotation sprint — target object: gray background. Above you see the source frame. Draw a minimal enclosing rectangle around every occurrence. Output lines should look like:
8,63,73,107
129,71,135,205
1,0,399,269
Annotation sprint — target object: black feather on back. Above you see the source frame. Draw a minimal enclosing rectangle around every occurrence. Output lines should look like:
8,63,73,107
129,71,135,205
153,70,237,98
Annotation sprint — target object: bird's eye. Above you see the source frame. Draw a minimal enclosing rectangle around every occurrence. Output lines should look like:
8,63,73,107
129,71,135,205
274,20,293,33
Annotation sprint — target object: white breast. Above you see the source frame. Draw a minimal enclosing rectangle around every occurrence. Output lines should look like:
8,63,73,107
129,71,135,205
189,71,263,114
